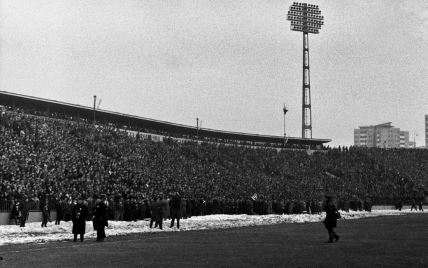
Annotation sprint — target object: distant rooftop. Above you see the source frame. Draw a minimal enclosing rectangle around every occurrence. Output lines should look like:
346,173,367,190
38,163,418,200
359,122,393,129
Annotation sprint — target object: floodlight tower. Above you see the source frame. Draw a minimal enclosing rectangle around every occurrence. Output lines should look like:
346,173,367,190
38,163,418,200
287,2,323,139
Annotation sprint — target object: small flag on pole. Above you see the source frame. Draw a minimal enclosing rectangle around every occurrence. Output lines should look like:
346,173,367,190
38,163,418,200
251,193,258,201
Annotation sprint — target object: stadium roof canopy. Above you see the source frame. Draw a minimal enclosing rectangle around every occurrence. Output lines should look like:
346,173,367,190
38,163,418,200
0,91,331,147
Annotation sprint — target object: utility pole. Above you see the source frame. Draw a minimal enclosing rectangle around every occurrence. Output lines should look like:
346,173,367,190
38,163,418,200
413,131,417,148
93,95,97,125
196,117,199,137
283,104,288,147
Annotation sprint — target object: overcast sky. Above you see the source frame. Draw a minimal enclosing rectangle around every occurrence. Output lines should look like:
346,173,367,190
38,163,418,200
0,0,427,147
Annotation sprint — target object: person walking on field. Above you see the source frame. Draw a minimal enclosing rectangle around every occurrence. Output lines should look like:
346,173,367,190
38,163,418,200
170,192,181,229
323,195,340,243
72,196,89,242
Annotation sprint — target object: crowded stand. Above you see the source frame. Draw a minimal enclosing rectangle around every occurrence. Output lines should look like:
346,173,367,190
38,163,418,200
0,106,426,224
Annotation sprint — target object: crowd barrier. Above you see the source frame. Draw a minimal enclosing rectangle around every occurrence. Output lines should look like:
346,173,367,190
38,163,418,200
0,201,41,212
0,211,57,225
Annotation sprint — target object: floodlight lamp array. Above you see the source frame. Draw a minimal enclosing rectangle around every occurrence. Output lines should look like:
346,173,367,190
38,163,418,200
292,2,318,8
288,10,324,20
290,25,319,34
287,2,323,33
290,6,321,15
288,11,324,21
290,20,321,30
287,14,324,26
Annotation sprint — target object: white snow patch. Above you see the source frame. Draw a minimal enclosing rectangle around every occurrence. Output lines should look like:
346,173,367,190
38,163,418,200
0,210,425,246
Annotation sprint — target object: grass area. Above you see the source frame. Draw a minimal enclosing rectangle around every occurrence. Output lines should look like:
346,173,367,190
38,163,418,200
0,214,427,267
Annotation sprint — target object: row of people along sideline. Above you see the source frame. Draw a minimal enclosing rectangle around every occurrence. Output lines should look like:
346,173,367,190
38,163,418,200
6,193,425,244
9,192,183,242
10,193,342,244
73,192,183,241
9,193,424,231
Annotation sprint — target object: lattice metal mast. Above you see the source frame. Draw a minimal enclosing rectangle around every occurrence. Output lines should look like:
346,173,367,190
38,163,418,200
287,2,323,139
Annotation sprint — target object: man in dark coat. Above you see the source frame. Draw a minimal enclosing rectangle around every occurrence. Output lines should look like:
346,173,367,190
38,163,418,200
139,198,147,220
170,192,181,228
64,198,72,222
55,197,64,225
41,203,50,228
149,197,163,229
364,198,372,212
418,200,424,212
20,197,31,227
323,195,340,243
93,195,108,242
410,199,417,211
130,198,138,221
72,197,89,242
396,199,403,211
10,200,21,225
114,197,124,221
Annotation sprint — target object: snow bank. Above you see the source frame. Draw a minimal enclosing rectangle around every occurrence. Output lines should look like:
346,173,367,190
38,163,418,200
0,210,425,245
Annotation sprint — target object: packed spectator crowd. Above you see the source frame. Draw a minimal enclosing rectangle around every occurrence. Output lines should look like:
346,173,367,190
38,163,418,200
0,106,426,221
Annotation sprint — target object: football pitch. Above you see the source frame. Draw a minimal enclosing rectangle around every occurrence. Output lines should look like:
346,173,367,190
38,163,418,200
0,214,427,267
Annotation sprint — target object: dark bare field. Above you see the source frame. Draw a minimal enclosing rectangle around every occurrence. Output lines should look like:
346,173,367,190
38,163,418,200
0,214,427,268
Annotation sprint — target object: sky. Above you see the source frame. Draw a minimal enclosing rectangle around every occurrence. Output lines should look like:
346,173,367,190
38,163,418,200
0,0,427,147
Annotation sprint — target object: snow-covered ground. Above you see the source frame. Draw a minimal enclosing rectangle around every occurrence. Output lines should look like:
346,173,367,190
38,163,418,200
0,210,425,246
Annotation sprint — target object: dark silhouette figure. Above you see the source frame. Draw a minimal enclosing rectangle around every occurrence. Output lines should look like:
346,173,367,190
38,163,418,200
41,203,50,227
170,192,182,229
323,195,340,243
149,197,163,229
72,198,89,242
93,196,108,242
410,199,417,211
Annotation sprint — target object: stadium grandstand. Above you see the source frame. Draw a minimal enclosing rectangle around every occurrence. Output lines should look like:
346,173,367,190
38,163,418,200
0,91,426,225
0,91,330,149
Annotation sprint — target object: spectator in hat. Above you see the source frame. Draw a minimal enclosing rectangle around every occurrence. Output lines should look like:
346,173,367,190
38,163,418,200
149,196,163,230
20,197,31,227
410,199,417,211
93,195,108,241
170,192,181,229
418,200,424,212
72,196,89,242
9,200,21,225
55,197,64,225
41,202,50,228
64,198,73,222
